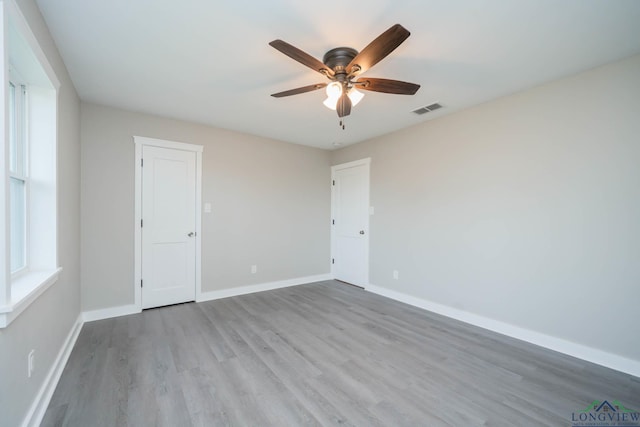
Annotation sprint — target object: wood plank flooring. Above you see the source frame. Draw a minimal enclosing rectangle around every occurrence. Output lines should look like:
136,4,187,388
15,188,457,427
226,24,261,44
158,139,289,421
42,281,640,426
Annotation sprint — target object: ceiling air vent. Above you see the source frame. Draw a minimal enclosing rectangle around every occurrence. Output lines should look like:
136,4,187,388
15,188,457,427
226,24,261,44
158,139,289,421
412,102,443,115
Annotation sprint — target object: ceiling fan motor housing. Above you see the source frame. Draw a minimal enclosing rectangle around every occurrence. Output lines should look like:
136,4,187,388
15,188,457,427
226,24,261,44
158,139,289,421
323,47,358,76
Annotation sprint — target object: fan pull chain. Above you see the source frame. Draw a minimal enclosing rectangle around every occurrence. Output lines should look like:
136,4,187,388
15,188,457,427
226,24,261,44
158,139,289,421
339,118,346,130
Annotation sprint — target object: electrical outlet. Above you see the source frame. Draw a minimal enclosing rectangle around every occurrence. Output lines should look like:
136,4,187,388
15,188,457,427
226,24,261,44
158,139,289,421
393,270,399,280
28,350,35,378
251,265,257,274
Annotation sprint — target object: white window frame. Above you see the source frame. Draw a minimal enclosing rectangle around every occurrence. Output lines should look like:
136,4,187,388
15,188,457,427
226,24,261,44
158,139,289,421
0,0,61,328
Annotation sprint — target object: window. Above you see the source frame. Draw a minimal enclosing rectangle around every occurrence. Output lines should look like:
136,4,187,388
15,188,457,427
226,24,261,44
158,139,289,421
0,0,60,328
9,80,28,275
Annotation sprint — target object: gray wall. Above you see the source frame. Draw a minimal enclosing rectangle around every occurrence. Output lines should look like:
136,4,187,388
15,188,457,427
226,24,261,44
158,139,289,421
81,103,331,311
0,0,81,425
331,54,640,361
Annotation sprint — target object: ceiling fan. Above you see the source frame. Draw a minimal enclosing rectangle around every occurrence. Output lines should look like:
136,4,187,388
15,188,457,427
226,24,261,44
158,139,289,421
269,24,420,126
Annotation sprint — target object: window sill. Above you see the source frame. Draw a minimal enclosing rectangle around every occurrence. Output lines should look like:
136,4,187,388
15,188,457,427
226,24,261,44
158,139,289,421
0,267,62,328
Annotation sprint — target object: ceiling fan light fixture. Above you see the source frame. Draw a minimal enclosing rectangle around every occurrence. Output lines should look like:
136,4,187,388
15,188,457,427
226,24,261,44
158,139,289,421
323,97,338,110
323,82,343,110
325,81,342,98
348,87,364,106
324,84,364,111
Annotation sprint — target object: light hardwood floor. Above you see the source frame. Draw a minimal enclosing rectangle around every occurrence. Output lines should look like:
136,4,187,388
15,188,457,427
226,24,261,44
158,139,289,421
42,281,640,426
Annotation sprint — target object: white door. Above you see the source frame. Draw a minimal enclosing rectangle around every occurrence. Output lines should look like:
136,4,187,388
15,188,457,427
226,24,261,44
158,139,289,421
141,145,197,309
332,159,370,287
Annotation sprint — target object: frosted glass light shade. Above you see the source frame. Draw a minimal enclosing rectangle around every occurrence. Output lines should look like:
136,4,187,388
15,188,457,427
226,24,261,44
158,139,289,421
323,97,338,110
348,88,364,106
325,82,342,98
323,82,342,110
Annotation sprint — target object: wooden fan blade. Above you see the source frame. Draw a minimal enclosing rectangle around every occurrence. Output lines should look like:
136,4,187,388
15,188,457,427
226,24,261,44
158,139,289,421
336,93,352,118
271,83,327,98
347,24,410,76
356,78,420,95
269,40,334,77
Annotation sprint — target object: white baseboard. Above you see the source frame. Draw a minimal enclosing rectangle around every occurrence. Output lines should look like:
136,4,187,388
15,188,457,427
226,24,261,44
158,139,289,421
82,304,140,322
22,314,83,427
365,283,640,378
197,274,332,302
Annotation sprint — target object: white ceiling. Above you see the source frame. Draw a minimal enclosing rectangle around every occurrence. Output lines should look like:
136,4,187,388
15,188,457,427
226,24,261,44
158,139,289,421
35,0,640,149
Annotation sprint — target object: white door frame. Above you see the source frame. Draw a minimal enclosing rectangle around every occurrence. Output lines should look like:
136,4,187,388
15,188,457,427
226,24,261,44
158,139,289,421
134,136,203,310
331,158,370,286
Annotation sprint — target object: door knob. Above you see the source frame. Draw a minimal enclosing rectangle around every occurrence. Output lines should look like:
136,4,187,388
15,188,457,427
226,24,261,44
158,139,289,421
188,232,195,237
359,230,365,235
